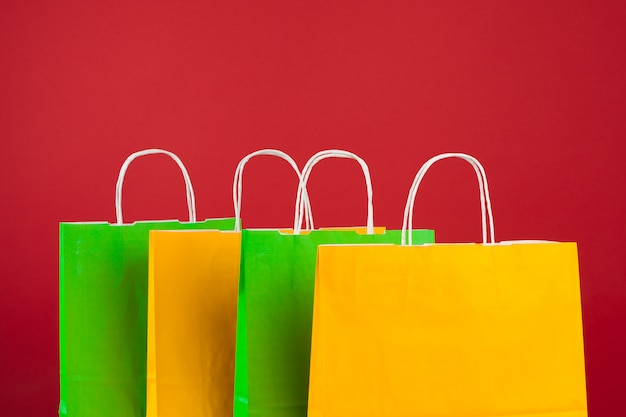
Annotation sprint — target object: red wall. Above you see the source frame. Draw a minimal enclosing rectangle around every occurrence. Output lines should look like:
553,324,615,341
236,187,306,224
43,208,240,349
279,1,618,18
1,1,625,415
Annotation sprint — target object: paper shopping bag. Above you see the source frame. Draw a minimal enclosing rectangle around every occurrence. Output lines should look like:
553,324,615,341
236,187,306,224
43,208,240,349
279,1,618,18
147,230,240,417
59,149,235,417
233,150,435,417
307,153,587,417
147,149,313,417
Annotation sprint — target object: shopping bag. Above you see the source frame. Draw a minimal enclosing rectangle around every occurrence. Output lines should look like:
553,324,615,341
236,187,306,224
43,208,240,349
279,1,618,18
147,149,313,417
233,150,435,417
307,153,588,417
59,149,236,417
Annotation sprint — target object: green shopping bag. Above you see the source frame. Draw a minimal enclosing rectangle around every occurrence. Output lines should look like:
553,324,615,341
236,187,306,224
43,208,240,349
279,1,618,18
59,149,235,417
233,150,435,417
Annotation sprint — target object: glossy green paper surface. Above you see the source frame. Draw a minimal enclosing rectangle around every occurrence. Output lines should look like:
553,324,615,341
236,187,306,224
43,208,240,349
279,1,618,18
233,229,435,417
59,218,236,417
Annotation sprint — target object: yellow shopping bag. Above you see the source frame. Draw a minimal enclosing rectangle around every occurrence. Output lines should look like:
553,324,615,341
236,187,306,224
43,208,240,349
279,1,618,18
308,153,587,417
148,230,240,416
147,149,313,417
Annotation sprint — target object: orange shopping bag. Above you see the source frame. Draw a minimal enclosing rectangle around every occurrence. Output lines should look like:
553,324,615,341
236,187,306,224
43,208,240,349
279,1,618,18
147,149,312,417
308,153,588,417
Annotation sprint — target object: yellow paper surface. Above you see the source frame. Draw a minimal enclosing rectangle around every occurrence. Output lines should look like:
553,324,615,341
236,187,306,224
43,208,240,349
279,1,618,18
308,242,588,417
147,230,241,417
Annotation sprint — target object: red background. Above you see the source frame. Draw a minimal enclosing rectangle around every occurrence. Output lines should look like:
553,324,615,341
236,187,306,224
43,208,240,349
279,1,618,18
1,1,625,415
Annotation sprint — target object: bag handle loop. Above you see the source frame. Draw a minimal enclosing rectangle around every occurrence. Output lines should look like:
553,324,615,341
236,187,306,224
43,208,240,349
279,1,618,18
115,149,196,225
233,149,313,232
294,150,374,235
401,153,494,245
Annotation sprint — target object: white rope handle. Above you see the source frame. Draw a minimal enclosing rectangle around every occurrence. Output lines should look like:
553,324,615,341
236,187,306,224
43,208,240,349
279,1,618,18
294,149,374,235
232,149,313,232
115,149,196,225
401,153,494,245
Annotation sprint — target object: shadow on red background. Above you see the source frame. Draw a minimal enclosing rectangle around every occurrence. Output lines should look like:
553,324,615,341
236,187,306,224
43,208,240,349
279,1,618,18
1,1,625,415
